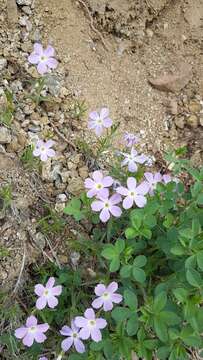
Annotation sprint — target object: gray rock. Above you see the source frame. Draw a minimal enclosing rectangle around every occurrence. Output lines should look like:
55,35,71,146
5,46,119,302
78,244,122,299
22,6,32,15
0,58,7,71
0,127,12,144
175,116,185,129
7,0,18,25
186,114,198,129
16,0,32,5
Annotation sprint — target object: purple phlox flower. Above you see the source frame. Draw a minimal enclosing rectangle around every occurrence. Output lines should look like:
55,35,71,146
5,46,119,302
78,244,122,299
33,140,56,162
28,43,58,75
75,308,107,342
39,357,48,360
15,315,49,347
84,170,113,198
60,320,85,353
91,189,122,222
144,172,162,195
123,132,140,148
121,147,148,172
117,177,149,209
92,281,123,312
88,107,112,136
35,277,62,310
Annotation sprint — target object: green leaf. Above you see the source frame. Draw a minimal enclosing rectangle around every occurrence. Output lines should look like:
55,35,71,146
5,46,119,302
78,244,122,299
115,239,125,254
133,255,147,268
197,193,203,205
171,245,185,255
120,265,132,278
153,292,167,312
160,311,181,325
163,213,174,228
110,257,120,272
197,250,203,270
63,198,84,221
154,316,168,342
186,268,202,288
131,215,142,229
140,228,152,239
125,227,138,239
173,288,188,303
132,267,146,283
157,346,171,360
111,307,131,322
126,313,138,336
101,245,115,260
124,289,138,310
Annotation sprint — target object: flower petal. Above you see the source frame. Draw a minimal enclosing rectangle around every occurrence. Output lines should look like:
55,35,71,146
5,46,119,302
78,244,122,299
37,323,49,333
144,172,153,183
60,326,72,336
79,327,91,340
128,161,137,172
100,208,110,222
110,205,122,217
85,308,95,319
135,195,147,208
94,124,104,137
92,297,104,309
116,186,128,196
91,200,104,212
90,328,102,342
61,337,73,352
102,176,113,187
123,196,134,209
36,296,47,310
52,285,62,296
100,107,109,119
103,117,112,128
37,62,48,75
33,148,41,157
26,316,37,327
111,293,123,303
46,277,55,288
34,43,43,55
96,318,107,329
84,178,94,189
28,54,40,64
95,284,106,296
45,139,55,148
47,296,58,308
34,284,45,296
15,327,27,339
92,170,103,182
46,58,58,69
135,155,148,164
136,181,149,195
87,188,97,198
34,332,46,343
107,281,118,293
43,45,55,57
74,338,85,353
103,299,113,311
89,111,99,121
110,193,121,205
127,177,137,190
75,316,88,328
23,333,34,347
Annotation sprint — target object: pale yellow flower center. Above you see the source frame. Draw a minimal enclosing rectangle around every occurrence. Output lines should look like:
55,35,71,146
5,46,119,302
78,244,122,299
29,326,36,333
88,320,96,327
43,289,49,296
96,183,103,189
104,202,109,208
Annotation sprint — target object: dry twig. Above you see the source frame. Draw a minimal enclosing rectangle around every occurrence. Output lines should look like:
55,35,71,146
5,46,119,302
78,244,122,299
50,120,76,151
77,0,109,51
13,242,26,293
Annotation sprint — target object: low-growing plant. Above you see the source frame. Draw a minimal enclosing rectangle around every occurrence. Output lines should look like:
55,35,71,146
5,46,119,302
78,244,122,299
3,42,203,360
0,89,15,126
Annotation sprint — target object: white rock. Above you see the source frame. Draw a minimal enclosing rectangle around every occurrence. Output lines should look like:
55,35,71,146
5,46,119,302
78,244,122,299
16,0,32,5
0,58,7,71
0,127,12,144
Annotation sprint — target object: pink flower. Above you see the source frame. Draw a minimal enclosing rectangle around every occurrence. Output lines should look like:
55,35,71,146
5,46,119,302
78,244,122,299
34,277,62,310
121,148,148,172
84,170,113,198
123,132,139,147
15,315,49,347
60,320,85,353
75,308,107,342
92,282,122,311
28,43,58,75
88,108,112,136
91,189,122,222
144,172,162,195
117,177,149,209
33,140,55,162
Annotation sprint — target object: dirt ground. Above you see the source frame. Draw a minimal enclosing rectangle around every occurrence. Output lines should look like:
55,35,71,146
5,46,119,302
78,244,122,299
36,0,203,151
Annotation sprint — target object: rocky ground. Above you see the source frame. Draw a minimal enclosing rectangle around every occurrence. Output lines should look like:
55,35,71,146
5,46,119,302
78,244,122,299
0,0,203,293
